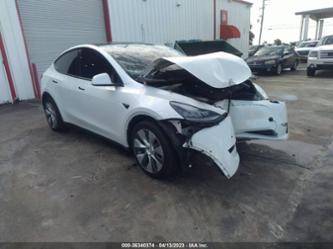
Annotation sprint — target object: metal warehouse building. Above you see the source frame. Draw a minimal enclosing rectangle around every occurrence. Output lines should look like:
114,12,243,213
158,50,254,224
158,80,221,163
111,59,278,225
0,0,252,104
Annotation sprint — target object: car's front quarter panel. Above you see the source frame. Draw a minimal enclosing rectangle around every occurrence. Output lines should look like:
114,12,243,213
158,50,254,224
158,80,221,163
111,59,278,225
119,84,225,147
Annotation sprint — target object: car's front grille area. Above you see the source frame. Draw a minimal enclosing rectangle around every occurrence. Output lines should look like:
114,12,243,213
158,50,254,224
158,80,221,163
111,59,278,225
250,61,264,65
320,50,333,59
247,130,278,136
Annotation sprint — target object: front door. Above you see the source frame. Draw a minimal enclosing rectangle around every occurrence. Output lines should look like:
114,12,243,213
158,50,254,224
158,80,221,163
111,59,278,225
72,48,125,142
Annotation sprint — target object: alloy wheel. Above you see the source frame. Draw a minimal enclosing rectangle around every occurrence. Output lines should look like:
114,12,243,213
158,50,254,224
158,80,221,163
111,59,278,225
44,102,58,129
133,128,165,174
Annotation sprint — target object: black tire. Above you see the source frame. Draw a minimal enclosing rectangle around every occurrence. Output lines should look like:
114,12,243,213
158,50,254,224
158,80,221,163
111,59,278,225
291,61,298,71
43,97,66,131
307,68,316,77
130,120,178,178
275,63,282,75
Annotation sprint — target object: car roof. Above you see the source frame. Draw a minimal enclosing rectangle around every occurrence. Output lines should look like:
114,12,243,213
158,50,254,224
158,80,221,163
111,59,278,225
96,42,155,47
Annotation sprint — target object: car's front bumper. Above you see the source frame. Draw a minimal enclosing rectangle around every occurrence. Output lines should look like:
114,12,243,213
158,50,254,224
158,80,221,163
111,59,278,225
186,116,240,179
308,58,333,70
248,64,277,72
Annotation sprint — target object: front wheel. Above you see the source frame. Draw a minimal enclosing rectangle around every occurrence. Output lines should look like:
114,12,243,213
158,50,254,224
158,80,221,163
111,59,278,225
307,68,316,77
130,120,178,178
275,64,282,75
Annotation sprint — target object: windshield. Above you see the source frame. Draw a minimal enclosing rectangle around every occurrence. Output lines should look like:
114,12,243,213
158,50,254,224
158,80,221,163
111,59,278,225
100,44,183,79
254,47,284,56
299,41,318,48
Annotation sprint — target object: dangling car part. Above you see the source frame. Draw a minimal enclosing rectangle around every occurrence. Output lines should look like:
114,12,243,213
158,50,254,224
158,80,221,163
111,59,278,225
41,43,288,179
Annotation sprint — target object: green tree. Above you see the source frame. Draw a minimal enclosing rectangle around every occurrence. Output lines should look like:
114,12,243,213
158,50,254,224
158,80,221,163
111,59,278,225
274,39,282,45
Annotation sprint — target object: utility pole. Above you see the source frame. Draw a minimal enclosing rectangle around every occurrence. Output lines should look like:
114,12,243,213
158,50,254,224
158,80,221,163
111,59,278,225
258,0,268,45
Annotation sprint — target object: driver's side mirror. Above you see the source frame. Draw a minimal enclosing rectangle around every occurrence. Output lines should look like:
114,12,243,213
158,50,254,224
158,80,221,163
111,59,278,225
92,73,115,86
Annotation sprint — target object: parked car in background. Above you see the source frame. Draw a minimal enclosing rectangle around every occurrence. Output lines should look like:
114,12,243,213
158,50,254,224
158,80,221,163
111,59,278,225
295,40,319,61
246,45,299,75
307,35,333,77
248,45,264,57
41,43,288,179
317,35,333,46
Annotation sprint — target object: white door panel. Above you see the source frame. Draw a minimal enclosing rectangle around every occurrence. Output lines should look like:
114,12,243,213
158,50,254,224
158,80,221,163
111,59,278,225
51,74,87,125
75,84,128,143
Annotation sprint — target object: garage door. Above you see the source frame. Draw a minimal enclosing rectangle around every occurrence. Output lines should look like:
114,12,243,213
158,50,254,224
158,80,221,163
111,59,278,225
17,0,107,78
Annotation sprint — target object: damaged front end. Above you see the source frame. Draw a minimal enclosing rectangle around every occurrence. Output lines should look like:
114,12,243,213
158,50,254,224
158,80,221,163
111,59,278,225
159,102,240,179
139,51,288,178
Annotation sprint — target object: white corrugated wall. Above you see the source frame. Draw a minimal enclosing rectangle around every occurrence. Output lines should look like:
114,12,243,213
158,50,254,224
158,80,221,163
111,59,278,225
108,0,250,57
109,0,214,45
0,0,35,102
216,0,251,58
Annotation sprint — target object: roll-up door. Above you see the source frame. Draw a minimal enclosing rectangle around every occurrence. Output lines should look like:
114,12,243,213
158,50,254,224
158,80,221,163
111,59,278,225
17,0,107,78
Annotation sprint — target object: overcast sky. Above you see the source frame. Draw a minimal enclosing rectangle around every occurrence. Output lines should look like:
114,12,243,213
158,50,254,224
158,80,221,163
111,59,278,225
248,0,333,44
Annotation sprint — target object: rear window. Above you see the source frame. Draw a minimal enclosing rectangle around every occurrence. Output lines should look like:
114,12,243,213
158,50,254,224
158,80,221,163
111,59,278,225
54,49,80,76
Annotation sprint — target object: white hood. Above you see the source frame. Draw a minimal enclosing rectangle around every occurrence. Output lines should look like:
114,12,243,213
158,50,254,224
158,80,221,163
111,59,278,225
163,52,252,88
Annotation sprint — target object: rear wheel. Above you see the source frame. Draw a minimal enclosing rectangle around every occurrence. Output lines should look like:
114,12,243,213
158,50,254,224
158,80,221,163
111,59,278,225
307,67,316,77
130,120,178,178
43,97,65,131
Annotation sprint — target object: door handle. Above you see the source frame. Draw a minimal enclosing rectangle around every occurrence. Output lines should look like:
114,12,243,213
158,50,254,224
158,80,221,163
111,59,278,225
52,80,58,84
78,86,85,91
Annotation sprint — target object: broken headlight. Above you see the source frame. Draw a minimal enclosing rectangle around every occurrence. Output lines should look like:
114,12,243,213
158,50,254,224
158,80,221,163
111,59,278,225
170,101,226,124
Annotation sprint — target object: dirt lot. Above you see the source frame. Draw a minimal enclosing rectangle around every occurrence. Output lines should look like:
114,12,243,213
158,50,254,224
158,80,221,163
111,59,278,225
0,66,332,242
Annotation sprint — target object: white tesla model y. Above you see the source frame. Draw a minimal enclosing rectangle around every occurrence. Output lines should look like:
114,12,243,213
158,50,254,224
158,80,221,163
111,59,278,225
41,44,288,179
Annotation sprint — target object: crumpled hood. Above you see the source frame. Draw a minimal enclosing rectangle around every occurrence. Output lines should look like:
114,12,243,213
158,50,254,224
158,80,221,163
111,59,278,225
153,52,252,88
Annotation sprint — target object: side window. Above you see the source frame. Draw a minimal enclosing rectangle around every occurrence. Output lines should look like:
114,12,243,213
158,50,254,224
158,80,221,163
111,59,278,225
283,48,292,55
54,49,80,77
79,48,120,82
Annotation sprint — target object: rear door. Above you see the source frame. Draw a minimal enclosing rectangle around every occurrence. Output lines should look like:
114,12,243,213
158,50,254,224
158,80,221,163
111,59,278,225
51,48,86,123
